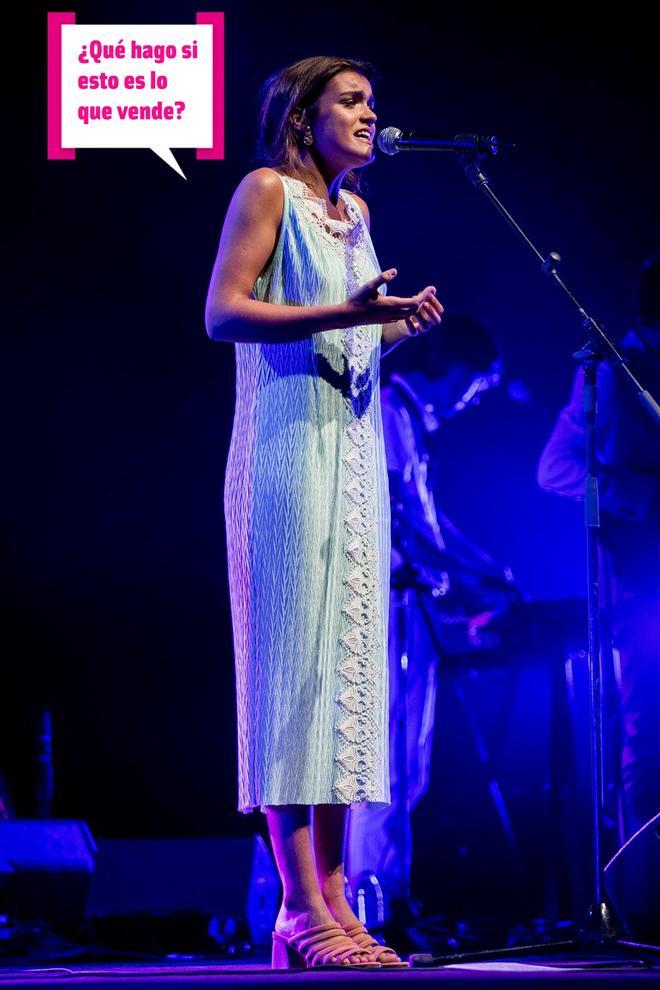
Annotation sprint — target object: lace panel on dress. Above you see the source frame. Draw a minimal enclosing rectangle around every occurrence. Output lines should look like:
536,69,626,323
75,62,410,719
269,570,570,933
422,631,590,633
283,176,363,248
332,239,384,805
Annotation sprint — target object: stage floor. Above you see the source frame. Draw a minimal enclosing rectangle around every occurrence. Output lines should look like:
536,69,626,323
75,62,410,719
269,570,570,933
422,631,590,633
1,953,660,989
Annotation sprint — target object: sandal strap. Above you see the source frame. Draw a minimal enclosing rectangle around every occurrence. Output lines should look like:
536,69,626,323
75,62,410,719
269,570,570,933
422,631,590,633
342,921,401,961
343,922,375,946
291,922,346,955
289,923,372,966
313,939,368,967
369,943,401,961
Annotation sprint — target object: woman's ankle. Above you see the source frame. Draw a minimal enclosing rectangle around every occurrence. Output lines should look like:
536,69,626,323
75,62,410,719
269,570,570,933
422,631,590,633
281,893,328,915
318,879,350,908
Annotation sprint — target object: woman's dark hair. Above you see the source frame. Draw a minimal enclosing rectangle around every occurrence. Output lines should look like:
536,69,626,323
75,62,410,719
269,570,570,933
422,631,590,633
384,313,500,381
255,55,377,195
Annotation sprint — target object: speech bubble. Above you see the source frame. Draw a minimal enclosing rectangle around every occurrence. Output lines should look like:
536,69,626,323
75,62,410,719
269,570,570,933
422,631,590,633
47,13,224,178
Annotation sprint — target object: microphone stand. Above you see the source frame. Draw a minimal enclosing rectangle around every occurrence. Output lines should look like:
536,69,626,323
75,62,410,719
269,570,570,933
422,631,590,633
409,150,660,970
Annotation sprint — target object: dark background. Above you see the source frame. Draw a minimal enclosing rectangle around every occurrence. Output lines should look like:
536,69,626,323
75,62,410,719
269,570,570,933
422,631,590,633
3,0,657,927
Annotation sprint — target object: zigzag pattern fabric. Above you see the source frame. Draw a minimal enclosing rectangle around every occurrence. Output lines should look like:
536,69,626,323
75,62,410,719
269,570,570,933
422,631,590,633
224,171,391,813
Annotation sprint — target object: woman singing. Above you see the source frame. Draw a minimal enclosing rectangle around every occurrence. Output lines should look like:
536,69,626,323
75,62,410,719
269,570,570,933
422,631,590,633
205,55,444,969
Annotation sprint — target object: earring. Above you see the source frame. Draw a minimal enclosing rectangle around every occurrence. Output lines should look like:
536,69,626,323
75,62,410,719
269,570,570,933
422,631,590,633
303,127,313,146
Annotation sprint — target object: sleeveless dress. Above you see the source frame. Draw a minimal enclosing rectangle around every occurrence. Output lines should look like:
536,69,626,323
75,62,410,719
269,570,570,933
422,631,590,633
223,171,391,813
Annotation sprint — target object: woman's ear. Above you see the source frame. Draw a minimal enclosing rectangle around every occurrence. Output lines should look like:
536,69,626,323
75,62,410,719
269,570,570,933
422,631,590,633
290,106,304,129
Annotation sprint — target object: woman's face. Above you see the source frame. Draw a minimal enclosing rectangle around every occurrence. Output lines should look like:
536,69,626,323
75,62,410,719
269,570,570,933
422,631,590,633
307,70,378,170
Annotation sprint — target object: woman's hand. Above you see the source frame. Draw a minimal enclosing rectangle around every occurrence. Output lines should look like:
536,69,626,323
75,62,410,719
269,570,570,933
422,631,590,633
400,284,444,337
342,268,441,328
378,270,444,352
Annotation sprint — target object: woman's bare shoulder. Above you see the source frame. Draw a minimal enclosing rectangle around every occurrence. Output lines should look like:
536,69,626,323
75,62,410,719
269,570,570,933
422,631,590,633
241,166,285,192
217,167,285,239
230,167,284,219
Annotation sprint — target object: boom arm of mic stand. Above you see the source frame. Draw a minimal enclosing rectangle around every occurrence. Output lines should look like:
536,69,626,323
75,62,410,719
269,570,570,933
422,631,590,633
459,155,660,429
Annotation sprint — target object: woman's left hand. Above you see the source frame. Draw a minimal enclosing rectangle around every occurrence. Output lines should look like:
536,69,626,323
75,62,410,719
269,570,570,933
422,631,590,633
404,287,444,336
382,288,444,350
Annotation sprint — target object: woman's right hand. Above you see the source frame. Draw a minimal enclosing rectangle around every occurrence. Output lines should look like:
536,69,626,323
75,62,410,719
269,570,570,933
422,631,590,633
342,268,437,327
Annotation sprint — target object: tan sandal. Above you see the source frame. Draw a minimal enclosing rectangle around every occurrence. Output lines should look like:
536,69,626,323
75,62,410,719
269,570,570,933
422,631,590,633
341,921,409,967
271,921,381,969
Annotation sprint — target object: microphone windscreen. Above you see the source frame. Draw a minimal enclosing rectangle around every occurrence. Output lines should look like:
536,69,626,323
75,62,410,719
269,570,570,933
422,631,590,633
376,127,402,155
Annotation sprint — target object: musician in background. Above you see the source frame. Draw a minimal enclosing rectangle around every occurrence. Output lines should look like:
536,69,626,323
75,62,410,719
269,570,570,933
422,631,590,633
346,314,511,927
537,255,660,838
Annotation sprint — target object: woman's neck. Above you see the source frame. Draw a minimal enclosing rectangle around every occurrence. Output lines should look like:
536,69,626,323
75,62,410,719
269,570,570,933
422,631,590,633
296,155,349,205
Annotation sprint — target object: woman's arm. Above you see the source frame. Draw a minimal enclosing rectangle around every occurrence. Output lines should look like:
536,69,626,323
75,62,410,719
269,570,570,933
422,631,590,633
381,320,417,355
205,169,350,343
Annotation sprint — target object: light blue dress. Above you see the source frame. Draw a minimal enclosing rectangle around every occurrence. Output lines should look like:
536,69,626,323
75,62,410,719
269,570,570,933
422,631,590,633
224,170,391,813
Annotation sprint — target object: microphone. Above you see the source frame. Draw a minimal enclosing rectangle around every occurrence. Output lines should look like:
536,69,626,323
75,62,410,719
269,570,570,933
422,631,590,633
377,128,514,156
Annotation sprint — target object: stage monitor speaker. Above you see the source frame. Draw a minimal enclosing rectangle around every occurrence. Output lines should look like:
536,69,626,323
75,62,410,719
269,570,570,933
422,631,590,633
604,812,660,942
0,819,96,926
85,835,279,946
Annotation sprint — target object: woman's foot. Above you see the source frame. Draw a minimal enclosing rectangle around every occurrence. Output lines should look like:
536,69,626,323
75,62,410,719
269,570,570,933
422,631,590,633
322,889,405,965
274,899,369,965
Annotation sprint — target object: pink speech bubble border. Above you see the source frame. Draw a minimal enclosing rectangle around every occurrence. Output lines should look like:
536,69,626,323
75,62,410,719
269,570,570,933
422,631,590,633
47,11,225,161
196,12,224,159
47,11,76,159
